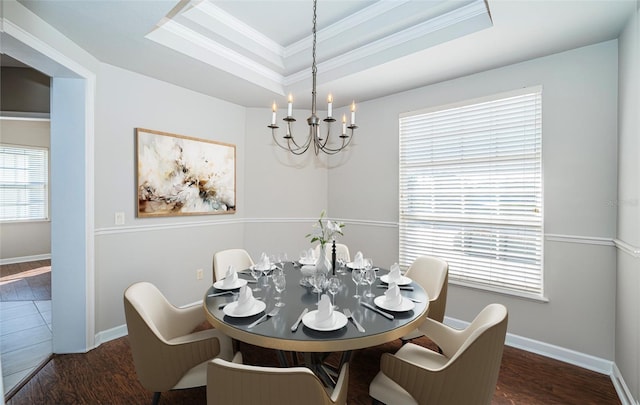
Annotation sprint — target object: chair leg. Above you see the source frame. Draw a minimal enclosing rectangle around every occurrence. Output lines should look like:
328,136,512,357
152,392,161,405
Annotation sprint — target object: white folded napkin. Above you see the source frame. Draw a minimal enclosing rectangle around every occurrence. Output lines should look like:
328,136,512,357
315,294,335,327
387,263,402,284
385,282,403,308
353,251,364,268
222,265,238,288
257,252,270,270
235,285,256,313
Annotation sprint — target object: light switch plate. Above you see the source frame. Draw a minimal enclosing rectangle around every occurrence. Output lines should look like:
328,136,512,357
115,212,125,225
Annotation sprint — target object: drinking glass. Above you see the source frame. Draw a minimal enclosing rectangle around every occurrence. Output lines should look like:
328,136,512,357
327,277,341,309
351,268,362,299
363,267,377,298
336,258,347,275
311,271,326,306
250,266,262,292
273,273,286,307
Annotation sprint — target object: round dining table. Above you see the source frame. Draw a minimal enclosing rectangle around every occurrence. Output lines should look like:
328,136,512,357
203,262,430,358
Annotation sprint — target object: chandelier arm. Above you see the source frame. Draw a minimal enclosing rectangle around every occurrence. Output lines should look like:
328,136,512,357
318,128,356,154
271,126,309,153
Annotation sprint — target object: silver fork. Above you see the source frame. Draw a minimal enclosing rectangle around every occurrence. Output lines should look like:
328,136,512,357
344,308,365,333
248,307,280,328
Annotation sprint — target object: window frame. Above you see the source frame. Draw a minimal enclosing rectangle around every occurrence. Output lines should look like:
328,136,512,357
398,86,544,300
0,143,50,223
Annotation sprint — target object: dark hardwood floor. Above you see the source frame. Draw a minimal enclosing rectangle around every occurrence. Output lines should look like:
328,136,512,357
3,261,620,404
6,331,620,404
0,260,51,302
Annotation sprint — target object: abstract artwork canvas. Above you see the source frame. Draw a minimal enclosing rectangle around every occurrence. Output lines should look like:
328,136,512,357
136,128,236,217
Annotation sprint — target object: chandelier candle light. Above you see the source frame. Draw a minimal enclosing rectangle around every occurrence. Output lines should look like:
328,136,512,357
268,0,358,155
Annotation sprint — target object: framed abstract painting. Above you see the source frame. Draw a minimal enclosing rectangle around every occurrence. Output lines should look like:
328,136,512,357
136,128,236,217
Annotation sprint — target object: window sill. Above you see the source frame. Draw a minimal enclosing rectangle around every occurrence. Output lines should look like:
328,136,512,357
450,279,549,303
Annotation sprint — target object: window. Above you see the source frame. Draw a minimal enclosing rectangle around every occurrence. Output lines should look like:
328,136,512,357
0,144,49,221
399,87,543,297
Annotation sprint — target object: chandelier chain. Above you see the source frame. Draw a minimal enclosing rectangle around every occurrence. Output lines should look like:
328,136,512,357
267,0,357,155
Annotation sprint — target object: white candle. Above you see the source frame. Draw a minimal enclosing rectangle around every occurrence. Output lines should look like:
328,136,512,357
327,94,333,117
287,94,293,117
350,101,356,125
271,102,277,125
342,114,347,134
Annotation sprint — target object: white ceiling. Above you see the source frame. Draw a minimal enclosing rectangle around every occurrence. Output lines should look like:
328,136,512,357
15,0,637,109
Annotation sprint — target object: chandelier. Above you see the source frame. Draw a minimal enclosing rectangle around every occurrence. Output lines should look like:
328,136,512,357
268,0,357,155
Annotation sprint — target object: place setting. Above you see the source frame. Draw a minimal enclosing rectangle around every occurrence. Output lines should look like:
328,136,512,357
222,285,266,320
301,294,348,332
378,263,412,286
212,265,248,291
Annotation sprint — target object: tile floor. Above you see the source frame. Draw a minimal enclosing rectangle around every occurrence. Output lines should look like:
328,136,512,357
1,299,52,394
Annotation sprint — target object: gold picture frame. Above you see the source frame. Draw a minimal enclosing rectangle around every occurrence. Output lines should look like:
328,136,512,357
136,128,236,217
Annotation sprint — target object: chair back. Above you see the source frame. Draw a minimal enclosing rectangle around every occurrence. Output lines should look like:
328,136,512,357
207,358,348,405
213,249,255,282
444,303,508,404
405,256,448,322
124,282,188,391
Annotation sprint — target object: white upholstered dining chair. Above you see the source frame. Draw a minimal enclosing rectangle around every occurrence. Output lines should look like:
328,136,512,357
400,255,448,342
370,303,508,405
124,281,234,405
212,248,255,282
207,352,349,405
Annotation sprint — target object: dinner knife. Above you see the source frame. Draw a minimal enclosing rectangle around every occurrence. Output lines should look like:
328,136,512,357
360,302,394,320
207,291,233,298
290,308,309,332
376,284,413,291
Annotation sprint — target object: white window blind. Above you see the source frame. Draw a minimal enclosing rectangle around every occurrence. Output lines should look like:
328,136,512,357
0,144,49,221
399,87,543,296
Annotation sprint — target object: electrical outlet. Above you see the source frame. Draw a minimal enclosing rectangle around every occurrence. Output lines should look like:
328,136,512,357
196,268,204,280
115,212,125,225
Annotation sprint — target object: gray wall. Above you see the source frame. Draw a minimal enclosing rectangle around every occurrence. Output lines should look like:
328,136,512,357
616,4,640,402
93,63,247,330
328,40,619,361
0,119,51,261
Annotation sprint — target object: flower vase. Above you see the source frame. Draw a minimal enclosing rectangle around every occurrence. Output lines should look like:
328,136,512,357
316,244,332,276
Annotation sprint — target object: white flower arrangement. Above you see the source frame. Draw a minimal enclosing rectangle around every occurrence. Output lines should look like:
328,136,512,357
306,210,345,248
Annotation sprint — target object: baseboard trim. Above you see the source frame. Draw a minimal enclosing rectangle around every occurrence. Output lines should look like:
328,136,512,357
0,254,51,265
612,363,640,405
93,324,128,349
444,316,612,374
444,315,639,404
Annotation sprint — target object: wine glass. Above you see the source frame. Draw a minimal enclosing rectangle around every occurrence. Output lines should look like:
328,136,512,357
311,271,326,306
351,268,362,299
336,258,347,275
327,277,341,309
272,273,286,307
363,267,377,298
250,265,262,292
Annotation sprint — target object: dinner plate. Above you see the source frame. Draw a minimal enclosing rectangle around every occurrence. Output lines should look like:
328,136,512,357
213,278,248,290
379,274,412,286
298,258,316,266
374,295,415,312
346,262,365,269
302,310,348,331
223,300,266,317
